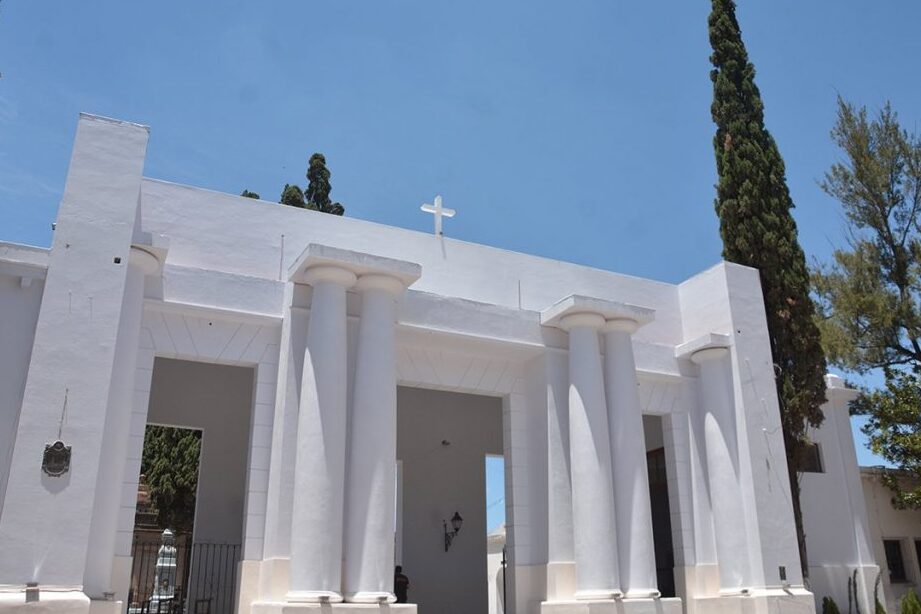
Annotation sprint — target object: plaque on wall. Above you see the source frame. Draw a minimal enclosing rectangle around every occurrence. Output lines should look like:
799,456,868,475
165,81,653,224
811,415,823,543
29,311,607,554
42,440,72,477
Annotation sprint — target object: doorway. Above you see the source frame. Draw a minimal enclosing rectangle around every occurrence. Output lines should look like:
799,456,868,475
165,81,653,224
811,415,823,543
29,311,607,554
396,387,504,614
127,358,254,614
643,415,676,598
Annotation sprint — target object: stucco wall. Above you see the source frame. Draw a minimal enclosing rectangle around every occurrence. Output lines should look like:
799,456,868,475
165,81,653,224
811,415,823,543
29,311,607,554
138,179,683,346
862,471,921,613
0,270,44,511
146,357,255,545
397,386,503,614
801,378,878,614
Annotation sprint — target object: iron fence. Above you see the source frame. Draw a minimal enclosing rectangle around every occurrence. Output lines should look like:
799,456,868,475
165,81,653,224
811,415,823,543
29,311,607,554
127,538,241,614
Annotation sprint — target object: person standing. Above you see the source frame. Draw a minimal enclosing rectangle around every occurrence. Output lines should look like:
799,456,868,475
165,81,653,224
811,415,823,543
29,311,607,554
394,566,410,603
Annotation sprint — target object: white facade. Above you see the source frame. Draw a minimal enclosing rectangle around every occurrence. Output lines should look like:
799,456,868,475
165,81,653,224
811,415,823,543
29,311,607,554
0,114,829,614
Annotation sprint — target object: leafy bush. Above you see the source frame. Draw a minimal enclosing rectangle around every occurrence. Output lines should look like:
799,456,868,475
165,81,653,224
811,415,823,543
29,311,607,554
901,591,921,614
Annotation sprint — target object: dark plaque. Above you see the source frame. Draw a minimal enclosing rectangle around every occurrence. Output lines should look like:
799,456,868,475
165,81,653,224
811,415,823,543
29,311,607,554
42,440,71,477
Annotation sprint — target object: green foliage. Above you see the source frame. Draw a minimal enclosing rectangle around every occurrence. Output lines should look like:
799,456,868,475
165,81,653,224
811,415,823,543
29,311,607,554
813,99,921,508
901,590,921,614
141,426,202,532
875,570,885,614
813,99,921,373
825,596,842,614
280,183,308,209
708,0,828,574
240,189,260,199
305,153,345,216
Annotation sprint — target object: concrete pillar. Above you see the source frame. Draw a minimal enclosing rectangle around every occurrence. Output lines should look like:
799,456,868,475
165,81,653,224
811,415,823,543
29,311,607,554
691,347,752,592
343,273,405,603
562,313,621,599
83,247,160,598
288,265,356,603
546,351,576,599
0,115,149,610
602,320,658,598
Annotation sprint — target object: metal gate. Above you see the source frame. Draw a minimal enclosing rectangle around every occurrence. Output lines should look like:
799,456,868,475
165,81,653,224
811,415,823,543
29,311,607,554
127,535,241,614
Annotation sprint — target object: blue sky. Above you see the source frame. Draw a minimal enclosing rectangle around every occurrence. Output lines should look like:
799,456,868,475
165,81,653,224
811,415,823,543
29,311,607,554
2,1,918,531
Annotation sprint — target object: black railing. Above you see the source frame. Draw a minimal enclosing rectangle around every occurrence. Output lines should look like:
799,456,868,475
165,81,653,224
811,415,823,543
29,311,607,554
127,538,241,614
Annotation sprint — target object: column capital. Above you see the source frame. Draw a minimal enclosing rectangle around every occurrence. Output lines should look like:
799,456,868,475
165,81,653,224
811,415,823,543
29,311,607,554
541,294,654,331
289,243,421,288
559,312,606,331
690,347,729,365
355,273,407,296
675,333,732,363
304,265,357,288
601,318,641,334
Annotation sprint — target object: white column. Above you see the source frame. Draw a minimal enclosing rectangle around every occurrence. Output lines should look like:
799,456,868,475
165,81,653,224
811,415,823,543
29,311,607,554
603,320,658,598
691,347,752,592
288,265,356,603
562,313,622,599
83,247,160,597
546,351,576,599
343,274,405,603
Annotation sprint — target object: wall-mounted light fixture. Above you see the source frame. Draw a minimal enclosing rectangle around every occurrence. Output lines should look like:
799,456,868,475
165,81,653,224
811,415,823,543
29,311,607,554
443,511,463,552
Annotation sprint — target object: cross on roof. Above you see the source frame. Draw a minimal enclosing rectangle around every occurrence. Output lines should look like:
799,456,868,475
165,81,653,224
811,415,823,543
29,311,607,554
420,195,456,237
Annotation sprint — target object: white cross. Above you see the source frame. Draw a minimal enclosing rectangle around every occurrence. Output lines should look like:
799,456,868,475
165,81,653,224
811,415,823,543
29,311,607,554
420,194,455,236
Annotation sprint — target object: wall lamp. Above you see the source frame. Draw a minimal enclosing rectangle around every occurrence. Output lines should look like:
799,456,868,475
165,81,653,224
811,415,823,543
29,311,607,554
443,511,463,552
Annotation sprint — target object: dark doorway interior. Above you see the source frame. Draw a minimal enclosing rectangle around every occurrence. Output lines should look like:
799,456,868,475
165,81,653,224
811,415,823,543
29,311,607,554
647,446,676,598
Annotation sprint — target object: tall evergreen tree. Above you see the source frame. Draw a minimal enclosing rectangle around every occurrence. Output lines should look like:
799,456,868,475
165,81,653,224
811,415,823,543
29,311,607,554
305,153,345,216
709,0,827,577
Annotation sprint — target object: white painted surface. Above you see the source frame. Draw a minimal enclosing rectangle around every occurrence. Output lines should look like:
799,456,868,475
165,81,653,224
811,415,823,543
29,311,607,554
0,114,149,589
0,116,839,614
0,260,44,511
801,376,879,614
396,386,502,614
289,264,354,602
604,324,658,597
561,315,621,598
146,358,254,544
861,470,921,613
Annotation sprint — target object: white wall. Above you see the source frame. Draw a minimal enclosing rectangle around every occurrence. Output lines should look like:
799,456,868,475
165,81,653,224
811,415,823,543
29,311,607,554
862,471,921,613
0,268,44,512
801,376,878,614
397,386,503,614
146,357,255,545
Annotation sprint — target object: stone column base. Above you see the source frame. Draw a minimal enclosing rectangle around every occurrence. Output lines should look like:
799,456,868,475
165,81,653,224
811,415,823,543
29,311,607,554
690,588,816,614
0,590,91,614
542,597,683,614
251,603,417,614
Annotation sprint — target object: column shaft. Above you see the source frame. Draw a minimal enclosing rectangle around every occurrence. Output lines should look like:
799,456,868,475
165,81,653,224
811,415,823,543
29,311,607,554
694,348,752,591
84,248,158,597
603,324,658,597
343,276,402,603
289,269,355,602
565,315,621,599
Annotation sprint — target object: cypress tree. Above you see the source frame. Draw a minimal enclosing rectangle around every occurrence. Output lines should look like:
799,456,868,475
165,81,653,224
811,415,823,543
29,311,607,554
709,0,827,577
305,153,345,216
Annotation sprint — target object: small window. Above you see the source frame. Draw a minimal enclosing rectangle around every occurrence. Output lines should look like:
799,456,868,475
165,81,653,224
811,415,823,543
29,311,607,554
798,442,824,473
884,539,907,583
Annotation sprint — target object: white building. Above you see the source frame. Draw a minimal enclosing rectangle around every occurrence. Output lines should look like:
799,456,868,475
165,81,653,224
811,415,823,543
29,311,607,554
802,376,921,614
0,113,853,614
